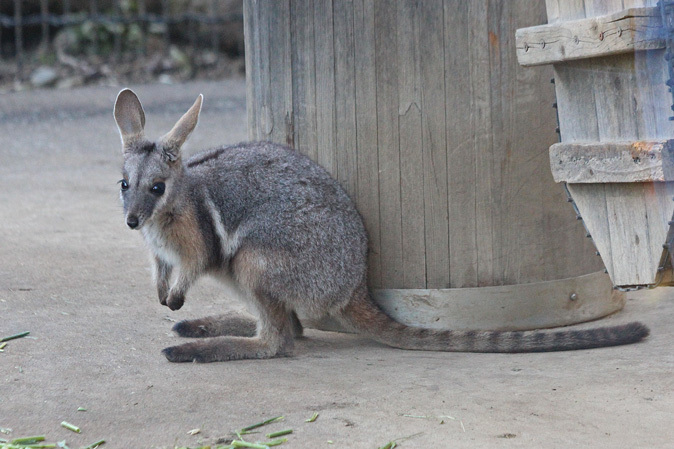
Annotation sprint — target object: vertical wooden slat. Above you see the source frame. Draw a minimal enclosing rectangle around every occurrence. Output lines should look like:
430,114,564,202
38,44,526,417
314,0,337,176
568,183,615,279
555,0,588,19
544,0,561,22
471,0,495,286
333,0,358,198
419,0,449,288
290,0,318,161
353,0,382,287
445,0,477,288
605,183,654,285
268,0,293,145
375,0,404,288
243,0,260,140
397,0,426,287
257,1,273,138
593,56,639,142
553,61,600,142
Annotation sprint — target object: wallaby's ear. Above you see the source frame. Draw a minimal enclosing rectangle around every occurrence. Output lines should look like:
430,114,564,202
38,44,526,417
114,89,146,150
160,94,203,159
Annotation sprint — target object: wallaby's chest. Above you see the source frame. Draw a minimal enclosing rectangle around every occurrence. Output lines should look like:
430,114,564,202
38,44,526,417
142,223,182,266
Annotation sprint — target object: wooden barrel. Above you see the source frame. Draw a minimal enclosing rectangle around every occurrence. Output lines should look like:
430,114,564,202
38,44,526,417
517,0,674,288
243,0,624,331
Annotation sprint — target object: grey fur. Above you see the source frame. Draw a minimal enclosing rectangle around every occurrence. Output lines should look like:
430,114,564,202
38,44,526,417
113,89,650,363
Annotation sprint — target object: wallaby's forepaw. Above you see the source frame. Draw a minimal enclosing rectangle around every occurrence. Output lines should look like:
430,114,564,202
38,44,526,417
158,288,169,306
166,292,185,310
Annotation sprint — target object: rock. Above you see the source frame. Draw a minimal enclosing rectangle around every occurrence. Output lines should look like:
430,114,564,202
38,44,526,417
30,66,58,88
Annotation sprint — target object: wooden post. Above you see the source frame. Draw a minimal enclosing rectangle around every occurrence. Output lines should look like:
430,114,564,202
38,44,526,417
244,0,622,331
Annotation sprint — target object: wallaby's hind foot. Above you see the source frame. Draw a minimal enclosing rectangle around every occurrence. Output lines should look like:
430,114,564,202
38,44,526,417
173,312,258,338
162,336,292,363
172,310,304,339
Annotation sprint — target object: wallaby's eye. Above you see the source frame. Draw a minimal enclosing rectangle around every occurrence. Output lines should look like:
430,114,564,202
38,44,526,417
119,179,129,191
151,182,166,196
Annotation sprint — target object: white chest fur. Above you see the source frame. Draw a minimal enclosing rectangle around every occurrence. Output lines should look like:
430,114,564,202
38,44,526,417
142,222,181,266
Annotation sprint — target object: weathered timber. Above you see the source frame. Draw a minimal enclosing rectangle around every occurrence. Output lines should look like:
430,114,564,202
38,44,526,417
516,7,664,66
550,141,668,183
523,0,674,287
245,0,615,330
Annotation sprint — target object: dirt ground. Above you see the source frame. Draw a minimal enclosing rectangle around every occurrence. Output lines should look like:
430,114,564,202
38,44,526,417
1,80,673,449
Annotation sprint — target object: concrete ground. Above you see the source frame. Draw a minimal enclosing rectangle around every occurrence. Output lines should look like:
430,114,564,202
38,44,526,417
1,80,673,449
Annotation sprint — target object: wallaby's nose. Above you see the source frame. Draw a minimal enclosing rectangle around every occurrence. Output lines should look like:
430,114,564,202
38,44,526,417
126,215,139,229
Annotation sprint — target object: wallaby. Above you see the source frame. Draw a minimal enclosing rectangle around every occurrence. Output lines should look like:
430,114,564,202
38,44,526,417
113,89,649,363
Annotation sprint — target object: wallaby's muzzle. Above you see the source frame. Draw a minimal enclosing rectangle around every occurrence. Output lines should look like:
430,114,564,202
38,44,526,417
126,215,140,229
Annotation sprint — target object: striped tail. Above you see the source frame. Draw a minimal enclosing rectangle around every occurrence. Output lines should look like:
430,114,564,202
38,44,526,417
337,285,649,353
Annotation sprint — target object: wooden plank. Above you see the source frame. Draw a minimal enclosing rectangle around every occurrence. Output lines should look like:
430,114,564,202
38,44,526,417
585,0,625,17
419,0,449,288
304,271,624,332
516,7,664,67
551,0,587,21
397,0,426,287
568,183,616,281
594,55,640,142
471,0,495,287
553,61,600,142
353,0,382,288
313,0,337,176
544,0,561,23
333,0,359,199
445,0,477,288
242,0,260,140
374,0,404,288
550,140,668,183
290,0,318,161
605,183,657,285
256,0,274,139
268,0,293,145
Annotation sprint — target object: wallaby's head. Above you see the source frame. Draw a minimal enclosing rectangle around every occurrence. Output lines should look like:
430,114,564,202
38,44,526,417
113,89,202,230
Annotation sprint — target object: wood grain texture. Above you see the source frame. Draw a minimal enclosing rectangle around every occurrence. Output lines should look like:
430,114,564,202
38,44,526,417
290,0,318,161
516,7,664,67
419,0,450,288
397,0,426,287
550,141,668,183
445,0,478,288
374,0,404,288
353,0,382,287
543,0,674,286
245,0,603,289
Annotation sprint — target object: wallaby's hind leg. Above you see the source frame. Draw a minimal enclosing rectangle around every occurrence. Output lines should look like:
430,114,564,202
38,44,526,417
172,310,303,339
172,311,258,338
163,294,296,363
290,310,304,338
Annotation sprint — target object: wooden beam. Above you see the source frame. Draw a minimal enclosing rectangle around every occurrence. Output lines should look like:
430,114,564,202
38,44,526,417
516,7,664,67
550,140,670,183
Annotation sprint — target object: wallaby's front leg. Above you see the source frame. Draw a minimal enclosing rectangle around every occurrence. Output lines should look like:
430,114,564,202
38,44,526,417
166,267,198,311
153,257,173,306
